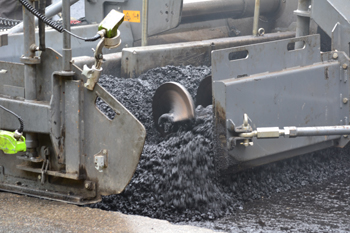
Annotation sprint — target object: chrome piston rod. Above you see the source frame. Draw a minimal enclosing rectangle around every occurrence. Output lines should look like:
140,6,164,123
240,126,350,139
181,0,281,23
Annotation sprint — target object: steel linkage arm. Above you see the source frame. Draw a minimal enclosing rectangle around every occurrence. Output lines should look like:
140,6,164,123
240,124,350,139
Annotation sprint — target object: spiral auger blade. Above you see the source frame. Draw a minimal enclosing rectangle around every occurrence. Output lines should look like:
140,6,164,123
152,82,195,136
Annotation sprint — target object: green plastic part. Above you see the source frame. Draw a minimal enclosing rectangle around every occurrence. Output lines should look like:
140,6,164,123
98,9,125,38
0,130,26,154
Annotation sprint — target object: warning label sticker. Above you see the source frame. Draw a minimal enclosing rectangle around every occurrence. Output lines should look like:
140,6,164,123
123,10,141,23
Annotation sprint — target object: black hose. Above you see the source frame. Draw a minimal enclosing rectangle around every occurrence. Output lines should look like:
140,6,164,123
63,29,101,41
19,0,64,32
18,0,101,42
0,105,24,134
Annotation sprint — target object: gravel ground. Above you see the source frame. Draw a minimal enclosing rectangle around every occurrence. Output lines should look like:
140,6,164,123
187,148,350,232
89,65,350,232
0,192,217,233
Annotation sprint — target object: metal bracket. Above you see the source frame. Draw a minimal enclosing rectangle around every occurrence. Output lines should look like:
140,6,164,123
226,114,254,149
82,38,105,90
20,55,41,65
83,30,122,90
82,37,105,90
94,149,108,172
40,146,49,159
82,64,103,90
39,159,50,185
84,180,96,191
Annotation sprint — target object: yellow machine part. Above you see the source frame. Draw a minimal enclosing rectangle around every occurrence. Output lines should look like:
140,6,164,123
0,130,26,154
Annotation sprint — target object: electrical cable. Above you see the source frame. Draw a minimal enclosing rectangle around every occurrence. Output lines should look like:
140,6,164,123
0,105,24,134
18,0,101,42
63,29,101,41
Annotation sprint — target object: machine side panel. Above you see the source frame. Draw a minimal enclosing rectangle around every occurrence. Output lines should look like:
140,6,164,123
212,35,321,82
82,83,146,195
221,63,346,162
212,35,350,172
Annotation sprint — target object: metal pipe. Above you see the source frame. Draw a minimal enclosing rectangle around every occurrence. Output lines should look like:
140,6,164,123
23,0,38,156
240,125,350,139
23,0,36,99
252,0,261,36
253,0,260,36
181,0,280,24
295,0,311,49
62,0,72,71
292,126,350,137
142,0,149,46
9,0,79,34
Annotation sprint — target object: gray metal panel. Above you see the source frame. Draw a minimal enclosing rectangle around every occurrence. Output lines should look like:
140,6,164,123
85,0,182,40
0,98,50,133
122,32,295,78
181,0,281,23
0,61,24,98
82,83,146,195
65,80,82,174
327,0,350,23
212,35,321,82
2,85,24,99
212,35,350,167
311,0,350,36
220,63,346,162
311,0,350,55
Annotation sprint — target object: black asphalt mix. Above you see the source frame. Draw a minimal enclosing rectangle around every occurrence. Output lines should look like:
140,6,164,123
92,65,350,232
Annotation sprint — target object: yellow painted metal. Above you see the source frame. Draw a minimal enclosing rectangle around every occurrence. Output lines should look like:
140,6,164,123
0,130,26,154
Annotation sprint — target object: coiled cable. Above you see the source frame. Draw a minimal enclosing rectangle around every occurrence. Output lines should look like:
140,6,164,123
0,105,24,134
18,0,101,42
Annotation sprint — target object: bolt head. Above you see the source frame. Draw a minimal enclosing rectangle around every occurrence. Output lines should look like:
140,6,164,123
38,175,41,180
85,181,94,190
333,53,339,59
343,64,348,70
103,149,107,155
343,98,349,104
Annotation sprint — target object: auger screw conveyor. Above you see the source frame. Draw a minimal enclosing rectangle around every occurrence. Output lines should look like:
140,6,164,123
0,0,350,203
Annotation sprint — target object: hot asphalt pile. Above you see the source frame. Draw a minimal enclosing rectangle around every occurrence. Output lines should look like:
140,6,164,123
91,65,350,223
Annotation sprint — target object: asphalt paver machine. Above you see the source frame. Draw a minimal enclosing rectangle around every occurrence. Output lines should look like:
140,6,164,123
0,0,350,203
